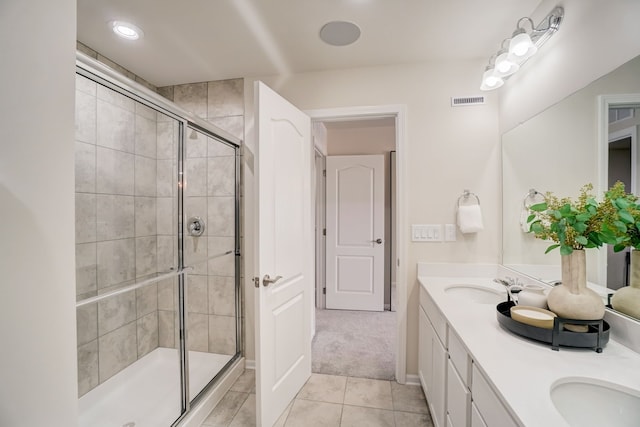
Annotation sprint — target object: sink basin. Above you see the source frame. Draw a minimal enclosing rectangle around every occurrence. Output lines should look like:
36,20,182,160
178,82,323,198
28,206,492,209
444,285,505,304
551,377,640,427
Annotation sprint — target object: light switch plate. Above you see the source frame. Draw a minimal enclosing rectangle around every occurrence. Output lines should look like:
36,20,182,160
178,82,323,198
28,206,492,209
411,224,443,242
445,224,456,241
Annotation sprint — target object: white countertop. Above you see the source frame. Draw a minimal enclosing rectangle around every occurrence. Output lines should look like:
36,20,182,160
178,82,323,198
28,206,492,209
417,263,640,427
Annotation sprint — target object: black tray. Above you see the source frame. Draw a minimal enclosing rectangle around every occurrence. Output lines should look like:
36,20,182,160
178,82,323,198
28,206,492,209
496,301,609,352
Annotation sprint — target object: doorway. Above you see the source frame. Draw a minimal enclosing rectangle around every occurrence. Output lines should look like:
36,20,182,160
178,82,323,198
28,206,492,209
310,114,398,380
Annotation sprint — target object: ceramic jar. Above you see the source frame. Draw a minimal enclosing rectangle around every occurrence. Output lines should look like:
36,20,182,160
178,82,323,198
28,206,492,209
518,284,548,309
546,249,605,332
611,249,640,320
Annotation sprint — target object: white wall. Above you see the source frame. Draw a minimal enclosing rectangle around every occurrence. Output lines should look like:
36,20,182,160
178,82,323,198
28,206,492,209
243,60,501,374
500,0,640,133
0,1,78,426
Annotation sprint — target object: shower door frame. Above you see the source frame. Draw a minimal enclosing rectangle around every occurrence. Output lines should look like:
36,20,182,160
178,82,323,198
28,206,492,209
75,52,243,426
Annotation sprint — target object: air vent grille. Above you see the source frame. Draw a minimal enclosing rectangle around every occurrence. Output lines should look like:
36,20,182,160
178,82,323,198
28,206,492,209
451,96,485,107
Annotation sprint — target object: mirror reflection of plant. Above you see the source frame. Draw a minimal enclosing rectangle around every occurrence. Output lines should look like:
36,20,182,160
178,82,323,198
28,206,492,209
527,183,621,256
603,181,640,251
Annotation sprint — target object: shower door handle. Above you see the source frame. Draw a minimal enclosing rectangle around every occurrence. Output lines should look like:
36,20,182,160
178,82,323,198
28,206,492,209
262,274,282,287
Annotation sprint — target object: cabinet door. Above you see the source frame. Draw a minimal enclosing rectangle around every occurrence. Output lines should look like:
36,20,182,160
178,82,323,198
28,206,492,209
418,306,432,394
447,360,470,427
471,403,488,427
431,331,447,427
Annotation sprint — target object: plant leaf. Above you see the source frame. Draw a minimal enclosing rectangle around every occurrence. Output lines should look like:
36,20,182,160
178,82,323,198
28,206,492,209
619,211,635,223
526,214,536,223
575,236,588,245
529,202,547,212
614,243,628,252
544,244,560,254
560,245,573,256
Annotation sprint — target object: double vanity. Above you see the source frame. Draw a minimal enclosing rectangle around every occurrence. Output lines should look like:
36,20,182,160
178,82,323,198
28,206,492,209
417,262,640,427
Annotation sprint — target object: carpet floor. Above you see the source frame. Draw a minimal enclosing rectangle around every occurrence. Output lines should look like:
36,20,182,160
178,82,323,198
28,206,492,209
312,308,396,381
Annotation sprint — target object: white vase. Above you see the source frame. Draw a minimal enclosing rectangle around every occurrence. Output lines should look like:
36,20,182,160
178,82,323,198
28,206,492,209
611,249,640,320
547,249,605,332
518,284,548,309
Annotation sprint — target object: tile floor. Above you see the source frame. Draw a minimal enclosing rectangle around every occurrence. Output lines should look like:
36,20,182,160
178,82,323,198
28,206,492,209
200,370,434,427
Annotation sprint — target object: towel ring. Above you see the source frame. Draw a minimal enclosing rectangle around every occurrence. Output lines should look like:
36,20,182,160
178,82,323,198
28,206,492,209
458,189,480,206
523,188,546,208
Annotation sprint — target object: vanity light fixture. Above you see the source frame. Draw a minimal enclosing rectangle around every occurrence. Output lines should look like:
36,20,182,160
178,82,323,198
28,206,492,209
480,6,563,91
110,20,144,40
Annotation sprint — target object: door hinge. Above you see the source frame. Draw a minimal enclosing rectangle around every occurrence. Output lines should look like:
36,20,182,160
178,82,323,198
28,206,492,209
323,287,326,294
323,228,326,236
323,169,326,177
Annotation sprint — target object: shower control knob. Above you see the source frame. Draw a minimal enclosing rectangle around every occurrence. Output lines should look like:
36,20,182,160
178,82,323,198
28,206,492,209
187,216,206,237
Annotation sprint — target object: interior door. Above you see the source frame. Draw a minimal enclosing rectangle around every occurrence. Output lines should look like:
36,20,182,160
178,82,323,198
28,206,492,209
326,155,384,311
254,81,312,427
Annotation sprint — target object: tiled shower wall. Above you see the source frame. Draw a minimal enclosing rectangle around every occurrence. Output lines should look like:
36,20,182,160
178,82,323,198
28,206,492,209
158,80,244,355
74,74,180,397
75,43,244,397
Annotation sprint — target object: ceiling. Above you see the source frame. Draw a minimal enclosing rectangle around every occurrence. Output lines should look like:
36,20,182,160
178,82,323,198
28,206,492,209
77,0,542,88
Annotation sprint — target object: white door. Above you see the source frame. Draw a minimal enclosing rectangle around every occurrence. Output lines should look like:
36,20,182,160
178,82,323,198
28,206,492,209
254,81,313,427
326,155,385,311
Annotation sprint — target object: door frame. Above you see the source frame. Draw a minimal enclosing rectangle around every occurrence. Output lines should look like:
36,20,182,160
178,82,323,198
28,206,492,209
314,149,326,318
305,105,408,384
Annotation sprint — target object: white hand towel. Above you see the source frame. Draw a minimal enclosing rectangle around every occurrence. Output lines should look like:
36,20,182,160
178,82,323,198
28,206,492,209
457,204,484,234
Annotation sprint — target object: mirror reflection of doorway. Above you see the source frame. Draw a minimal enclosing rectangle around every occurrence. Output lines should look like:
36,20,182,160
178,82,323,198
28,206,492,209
607,136,632,289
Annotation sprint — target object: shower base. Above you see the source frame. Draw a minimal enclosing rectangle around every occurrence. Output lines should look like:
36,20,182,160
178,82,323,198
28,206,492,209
79,347,232,427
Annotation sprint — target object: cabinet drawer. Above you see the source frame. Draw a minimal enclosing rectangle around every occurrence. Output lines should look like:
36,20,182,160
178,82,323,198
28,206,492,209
448,328,471,387
471,365,518,427
420,287,447,347
447,360,470,427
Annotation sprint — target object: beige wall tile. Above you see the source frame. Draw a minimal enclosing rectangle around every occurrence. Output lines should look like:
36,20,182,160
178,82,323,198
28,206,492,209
208,238,235,276
96,147,134,194
207,116,244,142
77,340,99,397
184,235,208,275
76,242,97,296
134,196,157,237
156,159,176,197
136,282,158,317
75,90,96,144
208,314,236,355
207,79,243,117
137,311,159,357
157,235,176,272
98,322,137,382
174,82,208,118
185,157,207,197
75,193,96,243
158,309,176,348
187,274,208,314
188,312,209,352
186,129,207,158
75,141,96,193
207,196,235,237
208,135,237,157
96,194,134,240
76,72,97,95
158,277,177,311
96,238,135,288
98,290,136,335
76,303,98,346
156,197,174,235
134,114,156,158
135,236,157,278
207,157,236,196
96,99,134,152
135,155,157,197
208,275,236,317
156,121,177,160
157,86,174,102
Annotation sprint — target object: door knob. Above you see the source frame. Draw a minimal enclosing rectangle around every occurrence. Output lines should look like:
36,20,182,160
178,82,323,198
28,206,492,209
262,274,283,287
372,238,383,244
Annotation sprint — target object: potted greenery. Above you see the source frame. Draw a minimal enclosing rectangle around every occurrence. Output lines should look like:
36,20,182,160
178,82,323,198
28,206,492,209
603,182,640,319
526,184,606,328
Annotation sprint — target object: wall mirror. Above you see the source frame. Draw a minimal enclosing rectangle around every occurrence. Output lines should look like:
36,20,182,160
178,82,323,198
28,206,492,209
502,54,640,320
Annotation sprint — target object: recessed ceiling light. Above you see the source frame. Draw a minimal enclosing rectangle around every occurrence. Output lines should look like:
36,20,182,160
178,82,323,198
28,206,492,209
110,21,144,40
319,21,361,46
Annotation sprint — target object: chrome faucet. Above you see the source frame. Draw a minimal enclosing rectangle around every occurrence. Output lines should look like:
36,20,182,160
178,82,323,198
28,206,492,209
493,276,523,302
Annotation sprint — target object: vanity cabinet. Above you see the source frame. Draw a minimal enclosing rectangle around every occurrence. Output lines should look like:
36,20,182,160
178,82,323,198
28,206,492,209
419,286,519,427
419,290,448,427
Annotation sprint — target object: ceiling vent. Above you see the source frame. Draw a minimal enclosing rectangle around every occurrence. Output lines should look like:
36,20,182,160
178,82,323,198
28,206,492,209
451,96,485,107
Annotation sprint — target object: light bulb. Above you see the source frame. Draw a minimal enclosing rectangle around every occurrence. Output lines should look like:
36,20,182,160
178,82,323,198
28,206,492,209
110,21,144,40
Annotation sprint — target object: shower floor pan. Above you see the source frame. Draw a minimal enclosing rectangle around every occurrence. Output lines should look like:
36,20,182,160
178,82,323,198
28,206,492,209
79,348,232,427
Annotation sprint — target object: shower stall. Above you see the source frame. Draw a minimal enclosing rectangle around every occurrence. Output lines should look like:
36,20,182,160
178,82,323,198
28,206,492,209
74,53,242,427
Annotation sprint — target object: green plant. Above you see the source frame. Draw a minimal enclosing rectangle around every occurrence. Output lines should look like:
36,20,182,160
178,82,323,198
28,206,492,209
527,183,621,256
602,181,640,251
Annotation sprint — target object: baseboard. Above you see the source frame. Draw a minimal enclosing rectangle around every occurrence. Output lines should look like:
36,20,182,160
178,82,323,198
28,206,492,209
245,359,256,370
404,374,421,386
